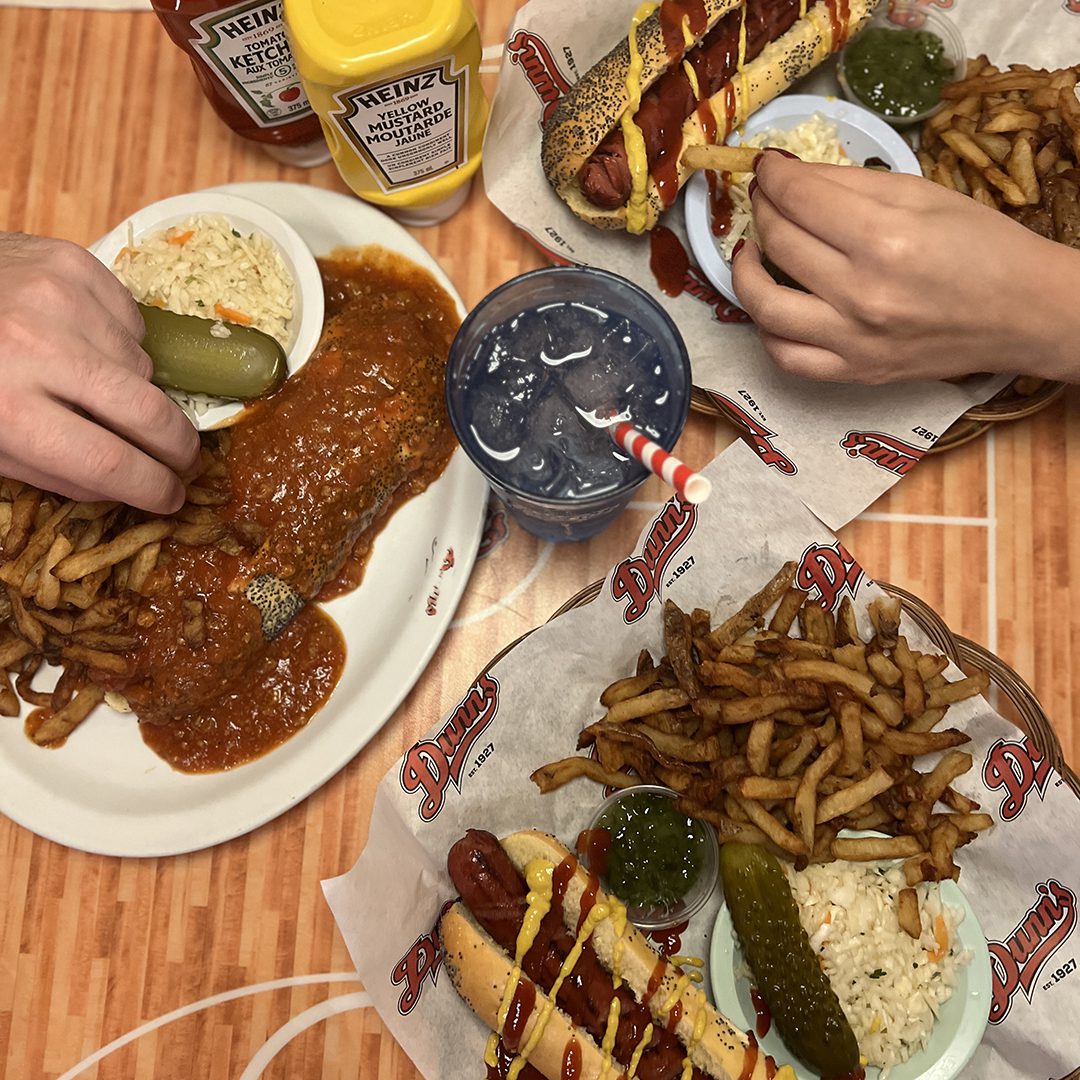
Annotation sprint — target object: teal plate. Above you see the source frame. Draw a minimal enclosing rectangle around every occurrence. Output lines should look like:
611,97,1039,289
709,873,992,1079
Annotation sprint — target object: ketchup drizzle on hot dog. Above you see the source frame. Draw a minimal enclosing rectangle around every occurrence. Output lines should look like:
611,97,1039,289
765,1055,778,1079
707,171,734,236
504,978,537,1051
577,873,600,934
552,854,578,920
666,997,684,1032
659,0,709,61
750,986,772,1037
485,1039,545,1080
643,955,669,1006
561,1036,582,1080
448,831,708,1080
575,829,610,878
738,1032,759,1080
579,0,815,210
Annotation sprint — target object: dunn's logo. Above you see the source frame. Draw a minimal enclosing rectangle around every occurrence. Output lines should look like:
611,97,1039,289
400,674,500,821
982,735,1053,821
797,542,864,612
506,30,572,127
390,900,455,1014
840,430,926,477
710,394,797,475
610,497,697,623
989,880,1077,1025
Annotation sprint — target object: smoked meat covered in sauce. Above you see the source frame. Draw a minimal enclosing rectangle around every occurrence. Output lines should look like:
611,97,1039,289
108,246,458,771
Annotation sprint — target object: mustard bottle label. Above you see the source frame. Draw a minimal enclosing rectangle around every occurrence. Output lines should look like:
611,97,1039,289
189,0,314,128
328,58,472,194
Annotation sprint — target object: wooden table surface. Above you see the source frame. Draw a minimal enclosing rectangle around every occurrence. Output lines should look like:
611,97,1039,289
1,3,1077,1077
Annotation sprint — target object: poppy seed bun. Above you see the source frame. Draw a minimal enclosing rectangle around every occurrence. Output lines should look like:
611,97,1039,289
541,0,878,231
441,830,780,1080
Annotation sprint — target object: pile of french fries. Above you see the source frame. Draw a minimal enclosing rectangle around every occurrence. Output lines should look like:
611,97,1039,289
920,58,1080,236
533,563,993,886
0,442,240,744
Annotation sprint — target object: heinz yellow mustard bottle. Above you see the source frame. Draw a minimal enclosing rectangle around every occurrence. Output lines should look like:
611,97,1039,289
284,0,488,225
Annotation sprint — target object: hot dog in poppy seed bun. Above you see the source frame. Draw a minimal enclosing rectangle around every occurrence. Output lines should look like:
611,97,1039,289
540,0,879,233
441,828,793,1080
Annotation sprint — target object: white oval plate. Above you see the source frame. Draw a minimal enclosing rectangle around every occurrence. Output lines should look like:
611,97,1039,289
91,190,326,431
685,94,923,309
0,182,488,857
709,862,992,1080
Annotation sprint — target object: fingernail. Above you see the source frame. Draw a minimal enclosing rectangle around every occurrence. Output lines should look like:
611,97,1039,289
768,147,800,160
731,238,746,261
747,177,759,200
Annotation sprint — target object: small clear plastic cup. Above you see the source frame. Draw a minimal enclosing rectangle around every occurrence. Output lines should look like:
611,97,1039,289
581,784,719,931
837,0,966,128
445,266,691,543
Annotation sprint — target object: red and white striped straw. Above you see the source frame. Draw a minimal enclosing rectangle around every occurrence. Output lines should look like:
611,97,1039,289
610,421,712,504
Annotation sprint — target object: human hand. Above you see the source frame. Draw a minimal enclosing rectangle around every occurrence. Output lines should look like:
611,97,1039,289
731,153,1080,385
0,232,200,512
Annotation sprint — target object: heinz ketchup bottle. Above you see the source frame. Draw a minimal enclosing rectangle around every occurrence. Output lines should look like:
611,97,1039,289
151,0,330,166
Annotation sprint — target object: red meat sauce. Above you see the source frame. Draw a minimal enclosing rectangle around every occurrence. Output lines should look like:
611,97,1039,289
103,249,458,772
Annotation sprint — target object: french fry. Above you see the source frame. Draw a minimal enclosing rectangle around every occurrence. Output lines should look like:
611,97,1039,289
815,766,894,824
29,685,105,745
54,521,175,581
605,687,690,723
738,797,808,857
530,757,639,793
707,562,796,648
794,739,843,852
926,671,991,708
681,143,760,174
832,835,924,861
897,887,923,939
600,668,661,706
747,717,775,776
1006,134,1041,204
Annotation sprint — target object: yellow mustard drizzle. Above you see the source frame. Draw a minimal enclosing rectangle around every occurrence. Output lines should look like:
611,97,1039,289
620,1,658,234
600,996,622,1079
680,13,695,49
667,955,704,968
609,897,628,988
736,2,751,122
507,902,612,1080
776,1068,798,1080
485,860,554,1069
799,0,807,17
660,971,693,1014
679,989,708,1080
627,1023,655,1080
682,60,701,103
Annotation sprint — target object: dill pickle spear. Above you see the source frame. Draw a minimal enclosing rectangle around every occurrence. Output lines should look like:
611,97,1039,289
720,843,860,1079
138,303,287,400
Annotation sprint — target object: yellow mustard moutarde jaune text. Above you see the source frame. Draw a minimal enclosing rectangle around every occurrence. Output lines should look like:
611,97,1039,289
283,0,488,225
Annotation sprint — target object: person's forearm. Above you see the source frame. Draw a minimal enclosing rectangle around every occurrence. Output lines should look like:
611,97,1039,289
1024,242,1080,383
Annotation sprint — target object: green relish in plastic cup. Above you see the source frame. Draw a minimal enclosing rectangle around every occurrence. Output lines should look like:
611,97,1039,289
580,786,718,928
843,27,955,120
